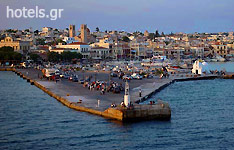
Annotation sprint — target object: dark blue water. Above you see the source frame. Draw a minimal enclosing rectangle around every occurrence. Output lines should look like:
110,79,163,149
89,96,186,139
1,71,234,150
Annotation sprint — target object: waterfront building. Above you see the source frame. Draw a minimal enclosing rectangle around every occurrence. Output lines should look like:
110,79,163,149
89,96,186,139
130,40,148,59
56,42,90,59
112,42,131,60
0,36,30,54
90,47,110,60
190,46,205,58
192,60,210,75
211,42,228,58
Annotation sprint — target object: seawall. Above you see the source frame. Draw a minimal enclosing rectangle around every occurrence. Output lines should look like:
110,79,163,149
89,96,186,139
2,68,233,122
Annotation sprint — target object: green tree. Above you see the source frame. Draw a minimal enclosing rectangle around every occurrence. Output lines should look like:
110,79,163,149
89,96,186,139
122,36,130,42
25,29,30,32
155,30,160,37
148,33,155,40
37,38,46,45
61,51,83,62
29,53,41,62
34,30,39,35
96,27,100,32
47,52,60,62
6,29,17,33
0,46,14,52
165,41,170,45
0,46,22,62
12,52,22,61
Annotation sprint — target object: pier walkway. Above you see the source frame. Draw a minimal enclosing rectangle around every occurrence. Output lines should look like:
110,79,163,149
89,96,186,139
2,67,233,121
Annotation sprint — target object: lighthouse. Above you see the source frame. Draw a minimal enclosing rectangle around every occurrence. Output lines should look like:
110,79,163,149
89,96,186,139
124,80,131,107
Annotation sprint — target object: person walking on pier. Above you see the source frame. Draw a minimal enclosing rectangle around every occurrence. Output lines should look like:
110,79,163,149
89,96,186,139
139,89,142,97
97,99,100,107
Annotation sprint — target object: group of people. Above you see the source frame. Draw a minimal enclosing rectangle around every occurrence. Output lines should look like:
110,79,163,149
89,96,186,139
120,101,134,109
83,80,107,95
83,80,124,95
160,66,170,79
210,70,226,75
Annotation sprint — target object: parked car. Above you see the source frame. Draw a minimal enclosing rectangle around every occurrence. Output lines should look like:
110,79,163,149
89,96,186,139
131,73,143,80
122,75,132,80
110,72,118,77
113,87,121,93
72,76,79,82
79,79,84,84
64,74,70,79
147,74,154,79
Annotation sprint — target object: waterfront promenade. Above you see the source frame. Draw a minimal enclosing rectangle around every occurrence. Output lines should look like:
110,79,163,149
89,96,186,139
14,68,221,109
15,68,173,111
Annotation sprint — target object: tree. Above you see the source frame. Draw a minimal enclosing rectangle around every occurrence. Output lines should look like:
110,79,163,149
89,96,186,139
155,30,160,37
25,29,30,32
96,27,100,32
61,51,83,62
47,52,60,62
0,46,14,52
34,30,39,35
122,36,130,42
161,32,165,37
29,53,41,62
56,39,66,44
0,46,22,62
12,52,22,61
165,41,170,45
36,38,46,45
6,29,17,33
148,33,155,40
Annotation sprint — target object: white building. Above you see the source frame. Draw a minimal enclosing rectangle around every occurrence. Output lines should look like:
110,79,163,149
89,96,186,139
90,47,109,60
63,37,78,44
192,60,210,75
42,27,53,33
56,42,90,59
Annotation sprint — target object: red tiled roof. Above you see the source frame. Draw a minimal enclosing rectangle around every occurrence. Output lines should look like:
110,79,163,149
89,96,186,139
68,42,88,45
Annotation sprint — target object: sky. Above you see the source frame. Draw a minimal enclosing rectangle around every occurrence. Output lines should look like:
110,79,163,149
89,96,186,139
0,0,234,33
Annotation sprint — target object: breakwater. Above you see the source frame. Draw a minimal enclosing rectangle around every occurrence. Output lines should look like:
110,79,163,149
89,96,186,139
1,67,233,122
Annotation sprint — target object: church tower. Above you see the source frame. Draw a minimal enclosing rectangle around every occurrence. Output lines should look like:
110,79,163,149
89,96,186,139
69,25,75,37
80,24,87,43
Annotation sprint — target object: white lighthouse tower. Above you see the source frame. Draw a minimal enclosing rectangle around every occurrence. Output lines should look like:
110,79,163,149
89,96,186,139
124,80,131,107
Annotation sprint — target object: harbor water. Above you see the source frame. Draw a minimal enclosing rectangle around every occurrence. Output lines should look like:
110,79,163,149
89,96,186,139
0,65,234,149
